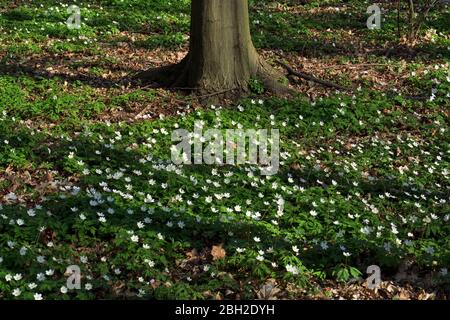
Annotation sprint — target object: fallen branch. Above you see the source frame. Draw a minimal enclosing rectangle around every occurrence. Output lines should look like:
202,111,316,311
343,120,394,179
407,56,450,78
277,60,353,92
327,63,388,68
191,88,237,100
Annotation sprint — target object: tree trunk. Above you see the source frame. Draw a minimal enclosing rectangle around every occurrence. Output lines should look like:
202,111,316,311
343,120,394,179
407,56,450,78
138,0,288,97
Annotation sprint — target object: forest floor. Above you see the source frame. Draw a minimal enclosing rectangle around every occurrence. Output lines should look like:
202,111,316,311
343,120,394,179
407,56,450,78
0,0,449,300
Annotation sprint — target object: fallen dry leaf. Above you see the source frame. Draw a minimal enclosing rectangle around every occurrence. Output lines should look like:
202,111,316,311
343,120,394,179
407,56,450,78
257,281,281,300
211,244,226,260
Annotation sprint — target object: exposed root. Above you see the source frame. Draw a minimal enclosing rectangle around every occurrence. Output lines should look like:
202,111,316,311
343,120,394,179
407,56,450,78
136,55,295,103
135,57,188,87
257,60,295,96
277,60,353,92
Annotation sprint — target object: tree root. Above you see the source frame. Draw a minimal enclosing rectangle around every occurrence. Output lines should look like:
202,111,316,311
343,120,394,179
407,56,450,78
135,56,295,103
277,60,353,92
257,60,296,96
134,57,188,87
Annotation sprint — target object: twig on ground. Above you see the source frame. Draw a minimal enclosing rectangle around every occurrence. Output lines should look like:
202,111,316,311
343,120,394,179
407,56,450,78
327,63,388,68
191,88,237,100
